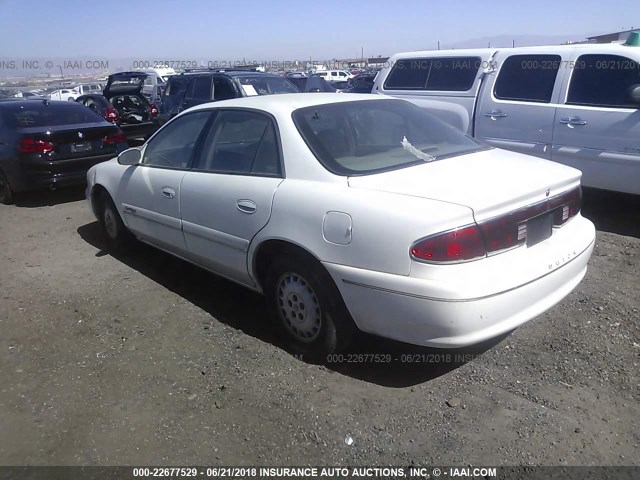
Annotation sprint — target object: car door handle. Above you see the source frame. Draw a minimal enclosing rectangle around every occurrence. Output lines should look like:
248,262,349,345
560,117,587,127
161,186,176,199
484,111,508,119
236,199,257,214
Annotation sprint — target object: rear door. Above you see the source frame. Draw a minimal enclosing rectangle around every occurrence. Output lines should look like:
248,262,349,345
552,49,640,194
119,110,212,254
475,49,569,159
180,108,284,285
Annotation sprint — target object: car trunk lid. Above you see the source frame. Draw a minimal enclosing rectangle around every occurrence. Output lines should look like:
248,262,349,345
103,72,147,99
347,148,582,222
19,123,122,158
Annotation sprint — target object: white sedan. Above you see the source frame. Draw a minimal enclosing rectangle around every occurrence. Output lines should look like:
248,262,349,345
86,94,595,356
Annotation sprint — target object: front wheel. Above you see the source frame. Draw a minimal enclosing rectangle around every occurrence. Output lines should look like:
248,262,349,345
265,253,354,360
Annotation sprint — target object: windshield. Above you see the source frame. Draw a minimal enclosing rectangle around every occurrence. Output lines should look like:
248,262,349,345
236,75,299,95
292,99,485,175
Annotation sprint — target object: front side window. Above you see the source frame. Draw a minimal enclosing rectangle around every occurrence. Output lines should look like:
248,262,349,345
143,111,211,168
567,54,640,108
194,110,281,176
494,54,561,103
293,99,484,175
384,57,480,91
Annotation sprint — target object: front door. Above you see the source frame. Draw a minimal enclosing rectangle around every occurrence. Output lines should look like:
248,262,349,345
119,110,212,253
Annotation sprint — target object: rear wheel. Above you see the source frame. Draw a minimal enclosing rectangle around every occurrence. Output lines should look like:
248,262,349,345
265,253,354,360
0,170,14,205
98,191,134,252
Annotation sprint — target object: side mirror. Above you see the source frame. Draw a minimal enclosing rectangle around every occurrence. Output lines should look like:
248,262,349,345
117,147,141,165
626,84,640,105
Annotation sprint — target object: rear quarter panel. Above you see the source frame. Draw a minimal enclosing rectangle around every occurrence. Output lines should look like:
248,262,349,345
249,179,475,277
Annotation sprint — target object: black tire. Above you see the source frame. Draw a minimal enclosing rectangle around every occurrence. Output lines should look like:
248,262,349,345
0,170,14,205
265,252,355,360
97,191,135,252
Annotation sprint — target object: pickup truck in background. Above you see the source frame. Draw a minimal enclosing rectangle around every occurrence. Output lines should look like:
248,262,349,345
373,40,640,195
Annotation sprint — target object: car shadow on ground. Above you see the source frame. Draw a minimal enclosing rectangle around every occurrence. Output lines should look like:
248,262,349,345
77,220,506,387
581,188,640,238
12,185,86,208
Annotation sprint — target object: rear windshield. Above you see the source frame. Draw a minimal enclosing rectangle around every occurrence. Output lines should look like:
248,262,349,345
108,76,144,90
236,76,300,95
292,99,485,175
2,102,105,127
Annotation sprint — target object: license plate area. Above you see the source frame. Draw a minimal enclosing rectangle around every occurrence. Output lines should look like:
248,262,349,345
526,212,553,247
70,141,91,153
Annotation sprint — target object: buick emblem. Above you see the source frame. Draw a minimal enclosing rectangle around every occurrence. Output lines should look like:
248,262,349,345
78,132,84,139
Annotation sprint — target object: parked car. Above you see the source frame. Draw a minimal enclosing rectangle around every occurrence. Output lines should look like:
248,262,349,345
77,92,159,141
95,72,160,141
286,74,336,93
328,80,350,92
343,73,377,93
86,94,595,357
48,88,77,101
0,99,127,204
374,41,640,195
315,70,354,81
157,69,299,124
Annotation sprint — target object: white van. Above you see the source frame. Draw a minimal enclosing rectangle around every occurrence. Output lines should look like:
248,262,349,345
374,39,640,195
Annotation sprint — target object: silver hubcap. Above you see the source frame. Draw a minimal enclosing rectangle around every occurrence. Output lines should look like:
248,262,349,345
277,273,321,343
103,206,118,239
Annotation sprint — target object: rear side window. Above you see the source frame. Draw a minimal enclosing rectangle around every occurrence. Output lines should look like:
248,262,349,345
494,54,561,103
3,103,104,127
384,57,480,91
567,54,640,108
195,110,281,176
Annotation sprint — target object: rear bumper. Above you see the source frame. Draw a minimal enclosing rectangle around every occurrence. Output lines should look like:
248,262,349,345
9,152,119,192
324,217,595,348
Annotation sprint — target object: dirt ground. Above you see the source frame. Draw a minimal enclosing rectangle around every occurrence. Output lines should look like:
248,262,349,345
0,187,638,467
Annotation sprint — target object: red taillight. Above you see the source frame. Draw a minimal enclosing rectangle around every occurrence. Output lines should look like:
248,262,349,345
411,186,582,263
103,130,126,145
411,225,486,263
550,186,582,225
104,107,119,123
19,138,55,154
150,104,158,117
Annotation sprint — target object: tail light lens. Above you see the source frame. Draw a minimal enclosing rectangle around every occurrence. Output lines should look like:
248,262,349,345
104,107,119,123
150,104,158,117
550,186,581,225
411,186,582,263
19,138,55,153
411,225,486,263
103,130,126,145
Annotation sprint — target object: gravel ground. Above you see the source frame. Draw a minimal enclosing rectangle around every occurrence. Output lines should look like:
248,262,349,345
0,187,638,466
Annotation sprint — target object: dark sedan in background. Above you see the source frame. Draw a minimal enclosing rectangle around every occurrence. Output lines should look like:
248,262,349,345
0,99,127,204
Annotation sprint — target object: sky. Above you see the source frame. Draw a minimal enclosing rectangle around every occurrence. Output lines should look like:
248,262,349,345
0,0,639,61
